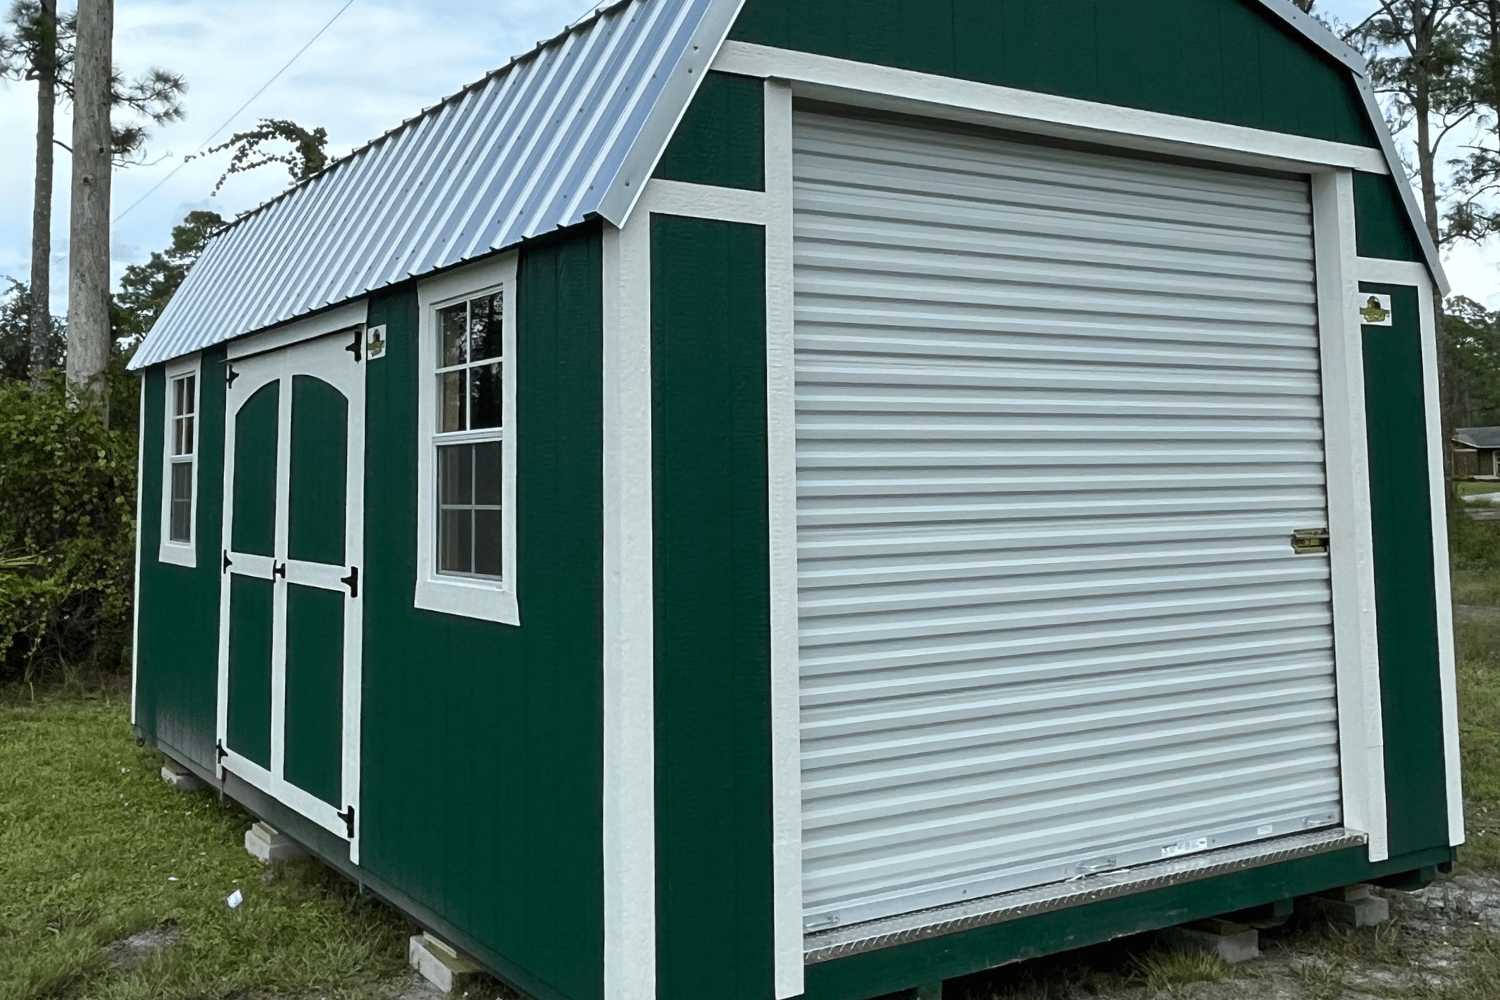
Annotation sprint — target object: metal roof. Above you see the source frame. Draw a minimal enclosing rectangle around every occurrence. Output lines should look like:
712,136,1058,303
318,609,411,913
131,0,1445,371
1455,427,1500,450
131,0,744,370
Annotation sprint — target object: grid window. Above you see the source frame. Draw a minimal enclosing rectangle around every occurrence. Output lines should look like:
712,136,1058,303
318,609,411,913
169,373,196,544
434,292,504,579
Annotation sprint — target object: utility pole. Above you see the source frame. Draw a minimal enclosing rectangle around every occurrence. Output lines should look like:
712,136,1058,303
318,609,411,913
28,0,58,375
66,0,112,396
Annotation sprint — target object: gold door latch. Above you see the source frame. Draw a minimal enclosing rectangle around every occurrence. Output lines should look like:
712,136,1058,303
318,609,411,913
1291,528,1331,556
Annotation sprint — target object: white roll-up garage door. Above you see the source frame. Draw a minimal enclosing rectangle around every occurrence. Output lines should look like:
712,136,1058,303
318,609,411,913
794,109,1342,932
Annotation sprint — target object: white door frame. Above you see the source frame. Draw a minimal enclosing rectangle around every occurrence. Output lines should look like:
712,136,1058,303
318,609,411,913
216,329,366,862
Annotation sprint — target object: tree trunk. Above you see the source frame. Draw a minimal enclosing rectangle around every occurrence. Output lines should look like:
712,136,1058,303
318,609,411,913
66,0,113,396
28,0,58,377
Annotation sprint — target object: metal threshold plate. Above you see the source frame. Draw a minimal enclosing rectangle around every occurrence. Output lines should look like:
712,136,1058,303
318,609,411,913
804,827,1367,964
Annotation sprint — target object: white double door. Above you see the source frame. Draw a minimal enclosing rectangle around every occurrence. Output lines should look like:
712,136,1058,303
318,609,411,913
216,331,366,858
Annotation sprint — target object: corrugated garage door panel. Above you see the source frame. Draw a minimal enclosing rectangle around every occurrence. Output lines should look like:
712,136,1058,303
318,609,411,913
793,110,1342,931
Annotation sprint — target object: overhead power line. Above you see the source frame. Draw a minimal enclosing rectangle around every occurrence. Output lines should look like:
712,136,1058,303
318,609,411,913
113,0,358,224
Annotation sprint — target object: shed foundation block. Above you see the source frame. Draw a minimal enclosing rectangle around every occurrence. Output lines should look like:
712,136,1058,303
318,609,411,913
1159,918,1260,963
1307,884,1390,927
244,821,306,863
409,933,483,994
160,758,205,792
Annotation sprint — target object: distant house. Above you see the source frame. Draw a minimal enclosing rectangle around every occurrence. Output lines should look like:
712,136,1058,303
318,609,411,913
1454,427,1500,477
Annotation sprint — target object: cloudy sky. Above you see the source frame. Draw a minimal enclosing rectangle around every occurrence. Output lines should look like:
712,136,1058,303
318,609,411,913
1,0,1496,312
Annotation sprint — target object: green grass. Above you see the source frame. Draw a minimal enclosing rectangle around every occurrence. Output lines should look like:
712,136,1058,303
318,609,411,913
1455,481,1500,499
0,684,413,1000
1123,949,1231,991
1454,601,1500,872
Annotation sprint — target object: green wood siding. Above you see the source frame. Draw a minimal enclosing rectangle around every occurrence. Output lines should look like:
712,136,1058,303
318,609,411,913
651,215,773,1000
232,381,279,557
226,574,274,769
731,0,1379,147
358,225,605,1000
1361,281,1450,856
653,71,766,190
1354,172,1425,262
134,346,227,768
283,583,345,805
287,374,348,565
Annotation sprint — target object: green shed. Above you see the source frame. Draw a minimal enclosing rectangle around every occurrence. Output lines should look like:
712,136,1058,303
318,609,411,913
129,1,1462,999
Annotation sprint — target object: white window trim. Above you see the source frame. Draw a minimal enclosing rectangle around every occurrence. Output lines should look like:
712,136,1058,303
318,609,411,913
415,252,520,625
158,354,202,567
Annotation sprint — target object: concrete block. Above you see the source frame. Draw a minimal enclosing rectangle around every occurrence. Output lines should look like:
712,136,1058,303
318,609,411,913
160,759,206,792
1159,920,1260,964
1308,886,1390,928
244,821,306,863
409,933,483,994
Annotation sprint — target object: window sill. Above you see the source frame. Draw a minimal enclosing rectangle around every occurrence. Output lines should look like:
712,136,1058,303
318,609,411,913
158,540,196,569
414,574,519,626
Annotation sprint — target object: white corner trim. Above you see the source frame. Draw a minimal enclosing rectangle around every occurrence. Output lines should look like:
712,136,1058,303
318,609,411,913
1354,257,1431,287
1312,171,1389,862
713,41,1392,178
1408,271,1465,847
1352,255,1462,845
601,221,657,1000
131,383,146,727
414,252,521,626
763,78,804,1000
635,178,771,226
158,354,202,568
226,299,369,361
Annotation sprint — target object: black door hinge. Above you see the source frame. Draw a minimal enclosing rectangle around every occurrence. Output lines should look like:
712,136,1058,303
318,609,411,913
216,739,228,762
222,550,233,573
226,364,240,387
346,327,363,363
273,561,287,580
337,805,356,840
342,566,359,598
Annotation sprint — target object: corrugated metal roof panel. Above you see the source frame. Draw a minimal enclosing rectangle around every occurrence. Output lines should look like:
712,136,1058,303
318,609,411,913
131,0,1441,371
131,0,742,370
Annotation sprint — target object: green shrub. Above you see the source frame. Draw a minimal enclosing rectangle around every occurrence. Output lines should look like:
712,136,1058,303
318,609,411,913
0,375,137,684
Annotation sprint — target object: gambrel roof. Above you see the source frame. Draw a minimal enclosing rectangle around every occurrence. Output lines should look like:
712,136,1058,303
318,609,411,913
130,0,1444,370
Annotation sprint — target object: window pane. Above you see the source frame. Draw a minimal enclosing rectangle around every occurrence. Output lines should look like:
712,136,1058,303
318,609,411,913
439,443,474,506
439,371,467,432
173,377,184,417
182,415,195,456
474,508,502,578
173,419,184,457
170,462,193,542
183,374,196,416
471,362,502,430
171,500,192,543
438,509,473,575
439,303,468,367
471,292,503,362
474,441,501,507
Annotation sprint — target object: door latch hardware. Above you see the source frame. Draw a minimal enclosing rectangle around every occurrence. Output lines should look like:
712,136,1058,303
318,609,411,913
226,364,239,387
222,550,233,573
337,805,356,840
273,562,287,580
1291,528,1331,556
342,566,359,598
346,326,363,363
